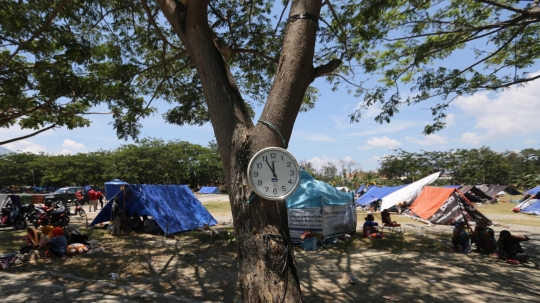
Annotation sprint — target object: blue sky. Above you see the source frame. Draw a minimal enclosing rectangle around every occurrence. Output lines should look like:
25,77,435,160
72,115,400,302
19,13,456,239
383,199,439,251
2,67,539,172
2,4,540,172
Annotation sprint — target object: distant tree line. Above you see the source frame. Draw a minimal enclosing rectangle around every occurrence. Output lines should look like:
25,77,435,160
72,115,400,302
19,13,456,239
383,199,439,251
378,147,540,189
0,138,224,191
297,147,540,191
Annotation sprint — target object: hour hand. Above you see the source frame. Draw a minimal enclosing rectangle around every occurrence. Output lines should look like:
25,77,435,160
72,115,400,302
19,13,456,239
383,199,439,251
265,159,277,177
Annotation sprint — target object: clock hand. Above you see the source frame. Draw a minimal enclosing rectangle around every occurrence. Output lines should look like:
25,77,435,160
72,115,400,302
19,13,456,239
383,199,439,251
265,159,277,177
272,161,277,178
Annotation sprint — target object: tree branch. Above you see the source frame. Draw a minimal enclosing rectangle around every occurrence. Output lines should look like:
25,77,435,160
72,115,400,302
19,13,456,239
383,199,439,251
474,0,528,15
312,59,342,79
0,124,58,145
3,0,72,66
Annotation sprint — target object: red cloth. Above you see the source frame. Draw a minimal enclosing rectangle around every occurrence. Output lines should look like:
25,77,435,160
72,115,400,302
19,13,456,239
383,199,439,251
88,189,98,200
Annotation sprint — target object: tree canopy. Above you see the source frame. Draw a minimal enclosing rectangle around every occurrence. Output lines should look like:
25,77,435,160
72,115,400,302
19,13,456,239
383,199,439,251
3,1,540,144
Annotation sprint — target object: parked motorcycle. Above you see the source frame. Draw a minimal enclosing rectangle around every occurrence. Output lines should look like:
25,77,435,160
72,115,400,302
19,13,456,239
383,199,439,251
67,199,86,217
0,205,27,230
34,202,70,227
19,203,37,222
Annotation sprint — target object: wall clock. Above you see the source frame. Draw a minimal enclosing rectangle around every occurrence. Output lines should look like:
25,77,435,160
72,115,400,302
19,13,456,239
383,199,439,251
247,147,301,200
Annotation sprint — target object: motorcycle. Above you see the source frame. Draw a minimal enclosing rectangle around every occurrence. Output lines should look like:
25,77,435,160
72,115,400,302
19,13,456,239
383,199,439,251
67,199,86,217
0,205,27,230
34,202,70,227
19,203,37,222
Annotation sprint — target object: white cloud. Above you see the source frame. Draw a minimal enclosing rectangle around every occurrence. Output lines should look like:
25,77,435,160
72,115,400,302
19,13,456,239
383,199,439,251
405,134,448,146
62,139,86,150
4,140,48,154
524,139,537,145
60,139,86,155
358,136,402,150
460,132,484,146
453,75,540,143
303,156,339,171
445,113,456,127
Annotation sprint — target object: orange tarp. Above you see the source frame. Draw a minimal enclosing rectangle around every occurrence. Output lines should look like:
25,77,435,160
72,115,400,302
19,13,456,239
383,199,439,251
409,187,456,220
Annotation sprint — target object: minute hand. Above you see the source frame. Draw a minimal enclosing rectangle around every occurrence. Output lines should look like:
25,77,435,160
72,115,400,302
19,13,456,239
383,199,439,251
265,159,277,177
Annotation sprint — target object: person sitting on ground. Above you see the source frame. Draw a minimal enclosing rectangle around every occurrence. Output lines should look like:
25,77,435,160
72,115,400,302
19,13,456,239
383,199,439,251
471,218,496,253
381,209,400,227
495,230,530,263
20,226,42,254
38,226,68,259
142,214,158,234
452,221,471,253
363,214,385,238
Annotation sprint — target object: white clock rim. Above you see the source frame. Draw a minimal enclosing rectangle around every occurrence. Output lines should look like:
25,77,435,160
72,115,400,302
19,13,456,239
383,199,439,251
247,147,301,201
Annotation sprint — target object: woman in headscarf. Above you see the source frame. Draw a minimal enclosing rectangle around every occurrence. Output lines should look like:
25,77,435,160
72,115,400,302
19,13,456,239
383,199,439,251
496,230,530,263
37,227,67,259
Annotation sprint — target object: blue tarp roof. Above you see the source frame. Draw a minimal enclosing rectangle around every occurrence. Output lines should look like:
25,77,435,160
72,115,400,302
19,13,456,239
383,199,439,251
524,186,540,196
355,185,406,206
444,185,461,189
286,170,354,208
521,200,540,214
355,185,365,194
197,186,221,194
91,184,217,234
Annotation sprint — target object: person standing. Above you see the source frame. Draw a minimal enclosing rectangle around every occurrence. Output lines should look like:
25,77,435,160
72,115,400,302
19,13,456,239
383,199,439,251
88,187,99,212
96,187,104,209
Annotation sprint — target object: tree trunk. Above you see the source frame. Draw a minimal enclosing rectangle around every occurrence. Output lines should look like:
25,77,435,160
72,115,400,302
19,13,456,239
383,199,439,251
155,0,323,301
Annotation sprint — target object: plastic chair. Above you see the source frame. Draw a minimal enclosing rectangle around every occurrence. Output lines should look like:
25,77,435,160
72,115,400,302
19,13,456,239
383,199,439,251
381,222,402,236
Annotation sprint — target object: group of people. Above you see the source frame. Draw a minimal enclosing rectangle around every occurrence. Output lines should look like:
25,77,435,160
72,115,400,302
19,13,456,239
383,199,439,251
76,187,105,212
108,205,159,236
20,224,88,260
452,218,530,263
363,210,531,264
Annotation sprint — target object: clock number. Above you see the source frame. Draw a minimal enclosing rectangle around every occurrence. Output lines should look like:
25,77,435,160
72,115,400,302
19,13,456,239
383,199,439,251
271,153,276,158
281,155,284,160
273,188,278,194
265,187,269,192
287,162,291,167
288,179,292,184
253,171,258,177
262,155,267,161
282,186,286,191
258,180,262,186
256,163,262,169
290,170,295,176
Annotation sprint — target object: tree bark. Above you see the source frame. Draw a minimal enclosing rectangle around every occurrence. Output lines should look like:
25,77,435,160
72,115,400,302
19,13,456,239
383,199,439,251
155,0,323,301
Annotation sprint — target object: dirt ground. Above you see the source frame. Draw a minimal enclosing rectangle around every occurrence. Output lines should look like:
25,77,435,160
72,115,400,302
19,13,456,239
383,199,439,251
1,195,539,303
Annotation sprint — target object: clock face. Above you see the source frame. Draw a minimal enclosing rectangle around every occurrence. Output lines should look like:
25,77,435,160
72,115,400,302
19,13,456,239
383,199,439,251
247,147,301,200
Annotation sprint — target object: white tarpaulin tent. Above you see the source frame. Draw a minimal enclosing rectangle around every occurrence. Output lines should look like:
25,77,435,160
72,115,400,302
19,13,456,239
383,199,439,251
380,172,440,211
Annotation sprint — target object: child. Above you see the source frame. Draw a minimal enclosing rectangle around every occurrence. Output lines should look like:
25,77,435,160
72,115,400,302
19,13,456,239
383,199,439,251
452,221,471,253
363,214,385,238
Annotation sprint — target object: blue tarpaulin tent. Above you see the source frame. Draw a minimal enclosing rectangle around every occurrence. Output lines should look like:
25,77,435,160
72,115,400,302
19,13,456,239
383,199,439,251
286,171,356,244
91,184,217,234
444,185,461,189
197,187,221,194
355,185,365,194
521,199,540,215
524,186,540,196
355,185,406,206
